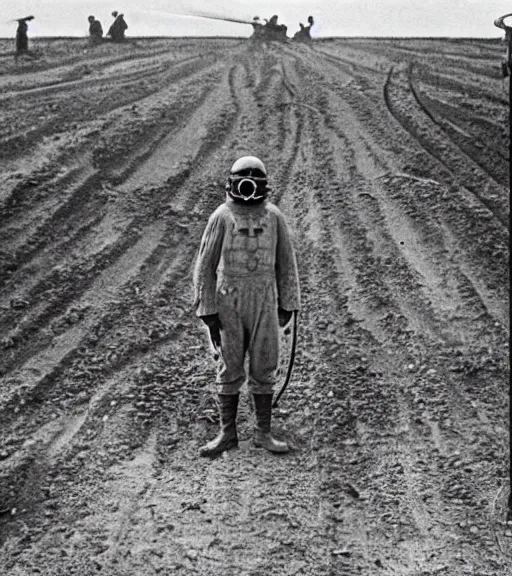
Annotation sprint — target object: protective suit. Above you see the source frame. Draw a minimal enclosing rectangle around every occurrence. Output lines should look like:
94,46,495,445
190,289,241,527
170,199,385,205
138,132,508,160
193,156,300,457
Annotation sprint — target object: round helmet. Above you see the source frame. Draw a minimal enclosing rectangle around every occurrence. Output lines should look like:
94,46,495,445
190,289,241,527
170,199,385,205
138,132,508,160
227,156,269,203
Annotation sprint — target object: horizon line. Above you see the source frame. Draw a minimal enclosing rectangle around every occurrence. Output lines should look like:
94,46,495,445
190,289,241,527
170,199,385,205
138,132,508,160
0,35,504,41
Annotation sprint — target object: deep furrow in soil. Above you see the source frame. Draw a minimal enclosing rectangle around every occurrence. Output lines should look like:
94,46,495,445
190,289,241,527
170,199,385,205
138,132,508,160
0,62,229,287
0,54,217,160
0,51,194,104
301,64,508,574
384,66,509,229
376,175,509,333
0,50,255,562
0,39,234,92
313,77,507,343
0,50,248,453
413,87,508,159
304,60,508,339
0,215,145,376
0,59,244,416
305,96,430,348
283,100,427,574
281,55,454,573
407,64,508,184
0,60,222,219
410,64,508,107
313,85,457,344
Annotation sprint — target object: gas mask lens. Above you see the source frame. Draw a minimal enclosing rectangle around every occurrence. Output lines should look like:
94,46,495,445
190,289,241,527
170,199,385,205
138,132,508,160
237,178,258,199
230,176,267,201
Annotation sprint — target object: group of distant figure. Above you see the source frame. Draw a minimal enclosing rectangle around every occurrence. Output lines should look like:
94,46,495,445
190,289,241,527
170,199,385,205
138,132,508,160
12,10,313,58
11,11,128,56
251,14,314,43
88,11,128,44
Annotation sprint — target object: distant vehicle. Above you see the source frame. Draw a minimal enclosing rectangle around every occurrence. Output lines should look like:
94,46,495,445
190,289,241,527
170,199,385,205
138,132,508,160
260,14,288,42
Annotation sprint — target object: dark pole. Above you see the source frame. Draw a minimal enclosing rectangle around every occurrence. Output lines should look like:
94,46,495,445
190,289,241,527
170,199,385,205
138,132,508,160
494,13,512,520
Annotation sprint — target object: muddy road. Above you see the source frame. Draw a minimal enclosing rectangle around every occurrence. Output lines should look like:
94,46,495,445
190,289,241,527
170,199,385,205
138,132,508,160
0,37,510,575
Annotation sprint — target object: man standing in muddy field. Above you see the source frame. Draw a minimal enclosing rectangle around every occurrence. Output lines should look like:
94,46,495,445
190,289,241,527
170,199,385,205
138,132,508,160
193,156,300,457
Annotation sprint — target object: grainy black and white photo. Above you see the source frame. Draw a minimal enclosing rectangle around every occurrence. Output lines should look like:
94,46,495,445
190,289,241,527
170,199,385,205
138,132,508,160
0,1,510,574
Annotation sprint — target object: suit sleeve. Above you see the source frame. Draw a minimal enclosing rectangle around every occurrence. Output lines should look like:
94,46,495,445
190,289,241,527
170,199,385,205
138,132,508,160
275,211,300,311
193,210,225,317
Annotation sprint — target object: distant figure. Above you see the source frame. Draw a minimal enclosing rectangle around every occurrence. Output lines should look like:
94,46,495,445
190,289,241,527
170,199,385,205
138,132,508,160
15,15,34,54
250,16,264,40
293,23,305,41
88,16,103,43
293,16,314,42
107,11,128,42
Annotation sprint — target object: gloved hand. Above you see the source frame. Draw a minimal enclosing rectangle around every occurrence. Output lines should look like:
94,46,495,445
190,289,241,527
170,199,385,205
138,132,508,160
278,308,293,328
200,314,221,349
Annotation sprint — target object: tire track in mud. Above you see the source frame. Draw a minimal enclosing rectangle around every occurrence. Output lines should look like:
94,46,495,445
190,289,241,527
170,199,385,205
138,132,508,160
0,52,250,526
0,40,230,93
0,53,218,160
294,75,507,574
413,86,508,160
0,58,242,408
407,63,508,183
411,64,508,107
276,104,408,574
0,221,167,411
384,66,509,229
0,52,189,103
0,55,224,219
0,213,143,375
314,55,508,343
314,78,507,341
305,84,446,348
0,239,199,555
376,174,509,332
302,55,508,340
0,60,229,288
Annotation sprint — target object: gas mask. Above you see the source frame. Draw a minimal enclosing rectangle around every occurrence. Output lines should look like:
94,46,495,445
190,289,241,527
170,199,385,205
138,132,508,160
227,173,268,202
226,156,270,203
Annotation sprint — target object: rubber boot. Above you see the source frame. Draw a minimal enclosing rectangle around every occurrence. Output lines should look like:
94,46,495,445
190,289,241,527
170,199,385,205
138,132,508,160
253,394,289,453
199,394,239,457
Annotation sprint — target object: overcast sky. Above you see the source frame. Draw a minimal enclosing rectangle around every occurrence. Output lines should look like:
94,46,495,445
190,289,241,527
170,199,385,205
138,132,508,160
1,1,511,39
